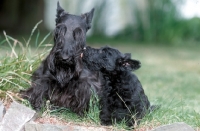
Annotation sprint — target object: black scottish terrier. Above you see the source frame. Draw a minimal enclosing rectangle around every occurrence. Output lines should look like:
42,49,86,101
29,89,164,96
83,46,151,126
21,2,102,116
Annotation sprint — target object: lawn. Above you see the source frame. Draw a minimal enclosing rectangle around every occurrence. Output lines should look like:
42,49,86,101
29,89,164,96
0,32,200,130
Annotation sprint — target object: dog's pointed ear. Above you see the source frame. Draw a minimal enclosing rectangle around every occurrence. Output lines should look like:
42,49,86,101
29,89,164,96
57,2,65,17
123,59,141,71
56,2,67,23
124,53,131,59
82,8,95,30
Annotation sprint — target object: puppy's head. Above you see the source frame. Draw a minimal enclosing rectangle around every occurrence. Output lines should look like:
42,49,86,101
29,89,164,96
99,47,141,72
115,53,141,72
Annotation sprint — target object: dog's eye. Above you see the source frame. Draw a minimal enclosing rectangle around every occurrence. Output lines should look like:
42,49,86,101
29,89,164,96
73,28,83,40
117,59,123,64
55,24,67,37
86,26,90,32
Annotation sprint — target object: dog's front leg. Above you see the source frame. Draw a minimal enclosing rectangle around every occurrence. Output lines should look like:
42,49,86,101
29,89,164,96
99,99,112,125
26,78,50,111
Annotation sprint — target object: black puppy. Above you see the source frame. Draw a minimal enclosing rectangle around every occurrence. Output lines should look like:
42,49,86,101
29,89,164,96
21,2,102,116
83,46,151,127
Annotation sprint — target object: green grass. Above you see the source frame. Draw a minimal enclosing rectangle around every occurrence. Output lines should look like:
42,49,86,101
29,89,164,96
0,27,200,130
0,22,52,100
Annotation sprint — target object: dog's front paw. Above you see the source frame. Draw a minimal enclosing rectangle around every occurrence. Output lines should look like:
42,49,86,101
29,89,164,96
100,119,112,126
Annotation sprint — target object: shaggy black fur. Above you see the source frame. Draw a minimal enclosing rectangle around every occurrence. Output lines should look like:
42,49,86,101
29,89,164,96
20,2,102,116
82,46,151,127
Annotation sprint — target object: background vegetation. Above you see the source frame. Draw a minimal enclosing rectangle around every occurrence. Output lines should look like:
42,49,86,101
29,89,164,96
0,0,200,44
104,0,200,44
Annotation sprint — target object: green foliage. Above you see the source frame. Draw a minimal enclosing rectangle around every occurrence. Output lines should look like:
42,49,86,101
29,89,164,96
176,18,200,42
114,0,200,44
146,0,179,42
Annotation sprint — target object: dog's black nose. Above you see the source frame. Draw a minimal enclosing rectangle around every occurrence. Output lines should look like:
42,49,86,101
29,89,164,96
62,57,69,60
62,57,70,61
60,55,70,62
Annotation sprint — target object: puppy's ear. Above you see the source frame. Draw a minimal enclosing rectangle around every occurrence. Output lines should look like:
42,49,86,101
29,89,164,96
121,59,141,71
124,53,131,59
82,8,95,31
56,2,67,23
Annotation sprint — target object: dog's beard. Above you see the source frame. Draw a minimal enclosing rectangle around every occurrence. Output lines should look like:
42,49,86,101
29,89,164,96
53,56,84,88
54,58,74,87
56,67,75,88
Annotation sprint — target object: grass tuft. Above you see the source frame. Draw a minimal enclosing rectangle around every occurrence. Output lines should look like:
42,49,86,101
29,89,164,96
0,21,51,101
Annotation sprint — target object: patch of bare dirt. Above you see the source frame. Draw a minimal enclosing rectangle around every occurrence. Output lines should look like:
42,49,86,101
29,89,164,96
34,116,69,125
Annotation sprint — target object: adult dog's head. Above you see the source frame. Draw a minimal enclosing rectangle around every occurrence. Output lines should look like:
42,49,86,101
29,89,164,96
48,2,94,71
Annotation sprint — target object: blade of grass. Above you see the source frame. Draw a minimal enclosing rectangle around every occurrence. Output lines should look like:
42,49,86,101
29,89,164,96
7,71,31,84
1,78,24,90
3,34,25,54
3,31,18,58
35,30,40,47
0,39,6,45
26,20,43,48
37,32,52,48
